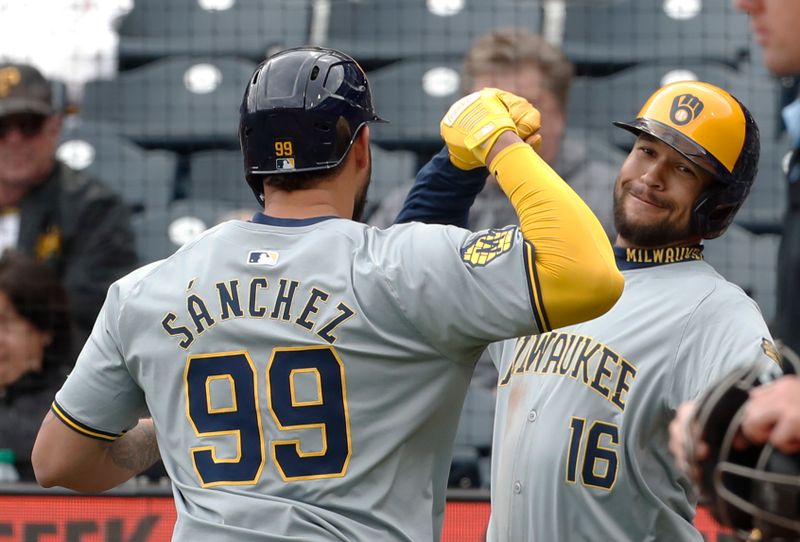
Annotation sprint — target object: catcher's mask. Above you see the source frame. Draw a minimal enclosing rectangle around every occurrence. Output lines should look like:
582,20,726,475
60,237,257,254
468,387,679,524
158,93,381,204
614,80,760,239
690,346,800,540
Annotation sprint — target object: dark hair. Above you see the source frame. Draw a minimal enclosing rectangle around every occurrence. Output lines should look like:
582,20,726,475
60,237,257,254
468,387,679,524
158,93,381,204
261,157,347,192
0,251,73,372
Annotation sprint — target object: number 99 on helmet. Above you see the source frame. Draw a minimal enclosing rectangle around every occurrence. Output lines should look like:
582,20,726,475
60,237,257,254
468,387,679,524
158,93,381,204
239,47,386,204
614,81,760,239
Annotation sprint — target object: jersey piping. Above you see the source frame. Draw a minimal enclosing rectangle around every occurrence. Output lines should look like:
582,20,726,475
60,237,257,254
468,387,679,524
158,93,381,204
51,400,123,441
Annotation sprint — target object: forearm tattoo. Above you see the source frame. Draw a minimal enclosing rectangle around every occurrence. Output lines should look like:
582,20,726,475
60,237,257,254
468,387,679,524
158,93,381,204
109,420,161,473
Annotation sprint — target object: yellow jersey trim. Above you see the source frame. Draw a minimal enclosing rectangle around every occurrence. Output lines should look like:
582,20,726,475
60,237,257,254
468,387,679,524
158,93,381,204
51,401,121,442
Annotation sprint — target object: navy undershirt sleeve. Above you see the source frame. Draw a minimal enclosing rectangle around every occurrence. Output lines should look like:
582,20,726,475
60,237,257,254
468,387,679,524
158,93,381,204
394,146,487,228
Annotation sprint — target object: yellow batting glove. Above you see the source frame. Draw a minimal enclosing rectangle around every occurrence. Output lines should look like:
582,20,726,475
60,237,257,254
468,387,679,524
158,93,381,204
496,90,542,149
440,89,517,170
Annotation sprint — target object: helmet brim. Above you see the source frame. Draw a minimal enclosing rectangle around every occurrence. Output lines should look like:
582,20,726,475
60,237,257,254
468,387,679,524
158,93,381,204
613,118,733,185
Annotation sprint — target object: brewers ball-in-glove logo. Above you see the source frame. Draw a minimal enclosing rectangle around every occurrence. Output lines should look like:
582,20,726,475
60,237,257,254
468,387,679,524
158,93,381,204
669,93,704,126
461,227,515,267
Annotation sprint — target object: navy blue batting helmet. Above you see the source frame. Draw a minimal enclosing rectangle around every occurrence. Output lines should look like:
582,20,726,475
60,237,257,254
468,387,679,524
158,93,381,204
239,47,385,203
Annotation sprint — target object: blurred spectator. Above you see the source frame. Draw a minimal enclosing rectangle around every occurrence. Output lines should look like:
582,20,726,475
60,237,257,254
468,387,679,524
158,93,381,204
735,0,800,357
370,29,622,391
369,28,622,241
0,62,137,344
0,251,74,481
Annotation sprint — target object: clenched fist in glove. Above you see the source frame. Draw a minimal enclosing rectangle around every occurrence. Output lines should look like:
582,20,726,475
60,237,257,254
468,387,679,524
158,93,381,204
495,89,542,148
440,88,541,170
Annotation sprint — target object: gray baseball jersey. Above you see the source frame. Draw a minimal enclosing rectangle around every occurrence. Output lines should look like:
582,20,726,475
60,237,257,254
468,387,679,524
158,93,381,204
486,247,781,542
53,214,544,542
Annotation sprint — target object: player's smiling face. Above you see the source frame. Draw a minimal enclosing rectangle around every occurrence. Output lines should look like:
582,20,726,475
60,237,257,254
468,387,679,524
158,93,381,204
613,134,714,249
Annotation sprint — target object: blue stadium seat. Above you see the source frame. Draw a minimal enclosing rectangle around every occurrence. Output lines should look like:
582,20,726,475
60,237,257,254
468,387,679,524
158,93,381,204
57,119,177,213
449,445,481,489
368,59,464,152
81,57,257,151
737,131,789,233
365,145,418,218
186,149,258,209
703,225,780,324
322,0,541,68
133,199,244,264
734,63,789,232
560,0,751,71
117,0,310,68
566,62,784,229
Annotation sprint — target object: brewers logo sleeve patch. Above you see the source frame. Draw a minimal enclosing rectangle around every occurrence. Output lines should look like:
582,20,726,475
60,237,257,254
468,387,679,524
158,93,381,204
460,227,515,267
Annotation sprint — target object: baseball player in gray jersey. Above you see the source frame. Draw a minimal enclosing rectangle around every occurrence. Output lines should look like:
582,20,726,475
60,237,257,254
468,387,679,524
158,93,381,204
399,80,785,541
30,47,623,541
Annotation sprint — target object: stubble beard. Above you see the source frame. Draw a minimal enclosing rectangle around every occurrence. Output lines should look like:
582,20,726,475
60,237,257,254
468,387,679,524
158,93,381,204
613,188,693,248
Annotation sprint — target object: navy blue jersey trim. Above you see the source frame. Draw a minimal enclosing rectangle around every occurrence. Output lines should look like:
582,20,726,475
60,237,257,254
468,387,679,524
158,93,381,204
614,245,704,270
51,400,122,442
251,214,338,227
523,241,550,332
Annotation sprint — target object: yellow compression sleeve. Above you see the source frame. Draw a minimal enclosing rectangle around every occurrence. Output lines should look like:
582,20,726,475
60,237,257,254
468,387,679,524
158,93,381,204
488,142,624,330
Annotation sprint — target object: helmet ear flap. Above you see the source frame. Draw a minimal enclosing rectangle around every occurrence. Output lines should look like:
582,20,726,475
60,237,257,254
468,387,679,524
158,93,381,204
691,189,739,240
691,178,752,239
244,174,265,206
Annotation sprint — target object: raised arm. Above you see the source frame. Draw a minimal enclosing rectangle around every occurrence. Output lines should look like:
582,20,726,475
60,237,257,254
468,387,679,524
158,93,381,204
396,91,541,228
439,89,623,329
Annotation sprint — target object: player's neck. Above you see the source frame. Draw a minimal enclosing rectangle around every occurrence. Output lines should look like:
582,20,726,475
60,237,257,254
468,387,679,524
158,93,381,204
615,234,704,250
262,185,352,220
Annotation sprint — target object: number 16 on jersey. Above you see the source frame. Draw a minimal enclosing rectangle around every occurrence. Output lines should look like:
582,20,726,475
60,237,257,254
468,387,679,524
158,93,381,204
565,416,619,490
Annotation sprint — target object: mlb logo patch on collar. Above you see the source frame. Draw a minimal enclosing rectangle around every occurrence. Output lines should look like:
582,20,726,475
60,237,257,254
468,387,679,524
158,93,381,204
248,250,279,266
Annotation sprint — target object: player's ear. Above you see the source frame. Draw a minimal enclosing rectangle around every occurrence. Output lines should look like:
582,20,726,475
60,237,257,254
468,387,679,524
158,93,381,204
351,125,370,171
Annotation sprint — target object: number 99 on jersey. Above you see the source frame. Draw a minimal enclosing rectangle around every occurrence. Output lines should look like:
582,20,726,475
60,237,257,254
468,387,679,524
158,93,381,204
185,346,351,487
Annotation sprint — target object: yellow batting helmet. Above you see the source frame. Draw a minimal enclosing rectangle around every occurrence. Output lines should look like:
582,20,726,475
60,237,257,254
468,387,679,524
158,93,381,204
614,81,760,239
